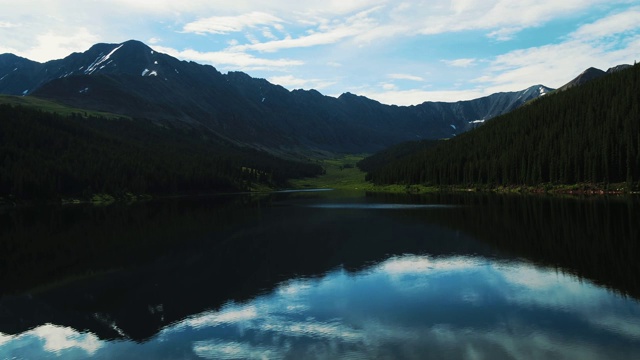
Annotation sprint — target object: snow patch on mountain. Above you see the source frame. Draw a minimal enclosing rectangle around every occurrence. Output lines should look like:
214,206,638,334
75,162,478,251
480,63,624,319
140,69,158,77
85,44,123,75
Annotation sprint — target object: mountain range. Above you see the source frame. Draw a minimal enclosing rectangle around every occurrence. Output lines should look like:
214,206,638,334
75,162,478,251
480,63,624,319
1,40,553,154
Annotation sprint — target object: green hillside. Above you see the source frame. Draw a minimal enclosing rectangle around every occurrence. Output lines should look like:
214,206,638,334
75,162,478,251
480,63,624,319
363,64,640,190
0,94,126,119
0,103,323,201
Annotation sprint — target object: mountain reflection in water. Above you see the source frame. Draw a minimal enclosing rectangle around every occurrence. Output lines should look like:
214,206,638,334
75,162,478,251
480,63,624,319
1,191,639,359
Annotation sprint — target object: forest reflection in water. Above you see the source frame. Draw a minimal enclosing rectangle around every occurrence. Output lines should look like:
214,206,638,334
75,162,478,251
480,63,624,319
0,191,639,359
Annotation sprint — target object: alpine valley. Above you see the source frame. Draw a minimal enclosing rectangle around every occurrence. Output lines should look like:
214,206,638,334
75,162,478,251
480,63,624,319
0,39,635,200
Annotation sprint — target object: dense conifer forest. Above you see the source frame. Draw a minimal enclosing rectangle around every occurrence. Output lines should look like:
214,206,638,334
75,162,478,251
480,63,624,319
363,64,640,188
0,104,323,200
356,139,442,174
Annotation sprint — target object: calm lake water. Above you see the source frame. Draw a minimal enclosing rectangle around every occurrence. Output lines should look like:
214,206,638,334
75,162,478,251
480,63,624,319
1,190,639,359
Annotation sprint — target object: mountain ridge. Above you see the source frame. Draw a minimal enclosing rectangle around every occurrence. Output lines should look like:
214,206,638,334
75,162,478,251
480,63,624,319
557,64,633,91
1,39,553,154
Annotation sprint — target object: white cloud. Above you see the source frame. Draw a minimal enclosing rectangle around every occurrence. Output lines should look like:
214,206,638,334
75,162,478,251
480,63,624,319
193,340,284,360
471,9,640,93
382,83,398,90
0,332,11,346
0,45,18,56
570,7,640,41
31,325,103,355
185,305,259,329
153,46,303,70
268,75,335,90
0,325,104,356
588,315,640,341
388,73,425,81
380,255,480,275
258,319,363,341
442,58,477,68
22,28,100,62
360,88,490,105
104,0,386,17
262,27,278,40
183,12,284,35
410,0,622,38
234,29,349,51
487,27,522,41
0,21,17,28
230,7,380,52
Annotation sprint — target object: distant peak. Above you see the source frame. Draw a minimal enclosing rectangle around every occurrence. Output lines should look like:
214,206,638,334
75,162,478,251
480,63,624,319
87,40,151,53
120,39,152,50
338,92,357,99
582,67,604,74
557,66,608,91
607,64,632,74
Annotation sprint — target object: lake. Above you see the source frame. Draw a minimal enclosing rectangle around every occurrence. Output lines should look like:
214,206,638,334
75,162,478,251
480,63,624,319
1,190,639,359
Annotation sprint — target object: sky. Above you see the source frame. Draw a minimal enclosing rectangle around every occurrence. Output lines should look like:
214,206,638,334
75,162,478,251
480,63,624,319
0,1,639,105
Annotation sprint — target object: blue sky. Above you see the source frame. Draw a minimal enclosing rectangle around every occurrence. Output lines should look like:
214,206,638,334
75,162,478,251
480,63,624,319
0,1,638,104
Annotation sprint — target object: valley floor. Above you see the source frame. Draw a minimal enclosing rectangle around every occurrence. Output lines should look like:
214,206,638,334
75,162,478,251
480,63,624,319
288,155,438,194
288,154,370,191
289,155,639,196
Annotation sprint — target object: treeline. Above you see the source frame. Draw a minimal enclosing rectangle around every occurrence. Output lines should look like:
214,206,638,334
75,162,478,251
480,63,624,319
364,64,640,187
0,104,323,200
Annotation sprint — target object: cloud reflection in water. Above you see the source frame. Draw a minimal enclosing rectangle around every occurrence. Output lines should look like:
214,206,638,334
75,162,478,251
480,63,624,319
0,324,103,358
1,254,639,359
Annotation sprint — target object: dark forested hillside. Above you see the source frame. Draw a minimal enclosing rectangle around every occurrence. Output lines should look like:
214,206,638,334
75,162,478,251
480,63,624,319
356,139,442,174
365,64,640,187
0,104,323,200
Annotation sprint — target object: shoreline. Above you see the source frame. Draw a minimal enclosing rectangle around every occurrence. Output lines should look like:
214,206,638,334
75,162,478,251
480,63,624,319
363,182,640,196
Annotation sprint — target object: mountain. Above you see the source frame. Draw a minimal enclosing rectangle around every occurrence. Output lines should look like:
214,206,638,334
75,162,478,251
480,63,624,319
557,64,633,91
362,64,640,187
558,67,606,91
1,40,552,154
